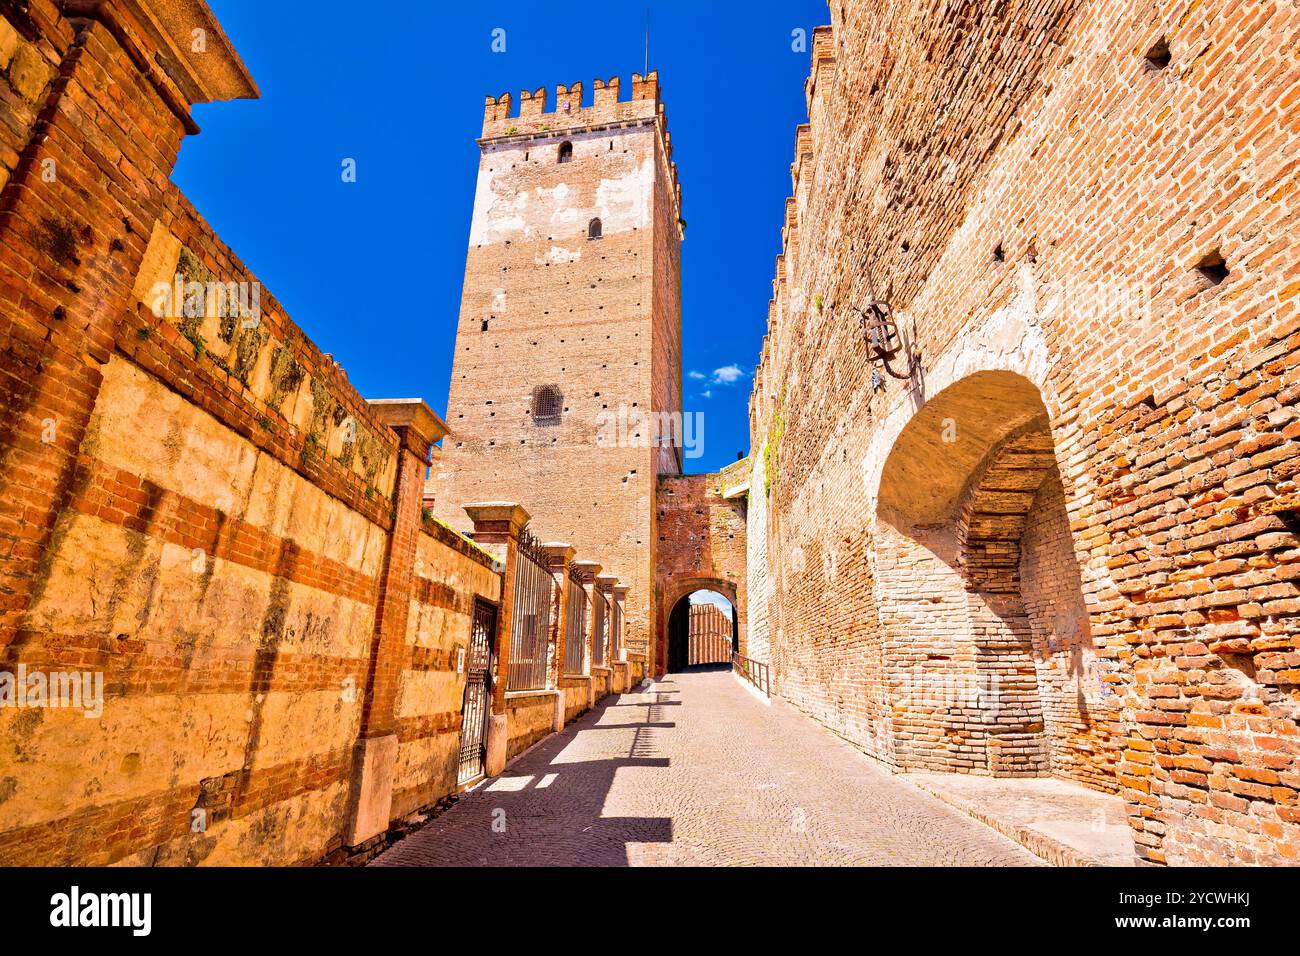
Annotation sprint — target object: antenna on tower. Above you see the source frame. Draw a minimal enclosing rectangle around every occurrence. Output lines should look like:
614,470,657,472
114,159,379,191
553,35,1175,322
644,7,650,75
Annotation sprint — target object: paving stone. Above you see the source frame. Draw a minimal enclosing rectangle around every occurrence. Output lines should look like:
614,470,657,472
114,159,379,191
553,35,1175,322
372,670,1042,866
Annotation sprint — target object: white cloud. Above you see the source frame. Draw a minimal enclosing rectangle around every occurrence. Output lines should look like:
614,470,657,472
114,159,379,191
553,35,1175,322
712,364,744,385
688,370,706,380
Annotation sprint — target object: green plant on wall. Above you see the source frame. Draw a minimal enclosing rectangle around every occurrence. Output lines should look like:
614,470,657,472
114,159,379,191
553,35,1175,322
763,384,787,499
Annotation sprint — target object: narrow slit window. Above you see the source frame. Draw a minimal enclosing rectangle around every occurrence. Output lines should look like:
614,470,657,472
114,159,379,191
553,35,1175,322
588,218,603,240
558,141,573,164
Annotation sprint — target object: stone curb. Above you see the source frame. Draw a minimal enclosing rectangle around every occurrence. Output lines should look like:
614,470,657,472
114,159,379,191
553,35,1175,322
905,776,1102,868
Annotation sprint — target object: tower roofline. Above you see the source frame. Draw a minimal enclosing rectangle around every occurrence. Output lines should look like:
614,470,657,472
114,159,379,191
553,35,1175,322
481,72,660,136
478,71,682,230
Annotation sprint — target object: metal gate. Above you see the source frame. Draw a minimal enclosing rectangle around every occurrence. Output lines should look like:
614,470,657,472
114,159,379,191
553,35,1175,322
591,588,608,666
563,565,588,674
507,527,553,691
457,598,497,784
611,601,623,661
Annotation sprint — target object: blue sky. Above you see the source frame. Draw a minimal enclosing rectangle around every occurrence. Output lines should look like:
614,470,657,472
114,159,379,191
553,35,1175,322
177,1,827,474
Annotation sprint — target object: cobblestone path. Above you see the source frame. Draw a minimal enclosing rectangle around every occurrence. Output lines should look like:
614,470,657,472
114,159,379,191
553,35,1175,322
372,669,1042,866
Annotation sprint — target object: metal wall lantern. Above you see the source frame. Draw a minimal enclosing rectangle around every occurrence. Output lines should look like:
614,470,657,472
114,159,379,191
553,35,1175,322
860,300,900,357
857,299,916,382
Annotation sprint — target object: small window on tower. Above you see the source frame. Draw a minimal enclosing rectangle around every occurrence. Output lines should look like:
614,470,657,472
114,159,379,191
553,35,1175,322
532,384,563,425
558,141,573,164
588,218,603,240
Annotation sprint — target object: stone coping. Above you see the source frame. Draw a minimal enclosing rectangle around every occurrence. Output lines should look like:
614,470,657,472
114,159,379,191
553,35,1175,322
505,688,561,702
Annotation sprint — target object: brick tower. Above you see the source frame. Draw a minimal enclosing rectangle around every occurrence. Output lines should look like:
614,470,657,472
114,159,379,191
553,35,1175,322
428,73,684,657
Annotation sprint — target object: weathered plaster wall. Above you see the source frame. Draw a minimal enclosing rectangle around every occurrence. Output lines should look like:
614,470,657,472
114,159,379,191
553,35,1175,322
0,0,504,864
391,523,502,818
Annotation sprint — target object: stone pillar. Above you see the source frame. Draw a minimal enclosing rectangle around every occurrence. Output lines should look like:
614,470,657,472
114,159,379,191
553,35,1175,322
571,560,602,706
464,502,530,777
345,400,447,846
0,1,256,647
541,542,575,732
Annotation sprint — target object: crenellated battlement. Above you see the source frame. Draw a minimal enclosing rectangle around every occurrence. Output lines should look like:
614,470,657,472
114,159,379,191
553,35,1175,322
755,25,834,411
806,24,837,106
481,71,665,140
480,70,681,224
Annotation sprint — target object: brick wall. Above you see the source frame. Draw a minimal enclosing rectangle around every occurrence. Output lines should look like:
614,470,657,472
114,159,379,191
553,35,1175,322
748,2,1300,864
391,521,502,819
0,1,508,865
687,603,732,665
1021,464,1124,792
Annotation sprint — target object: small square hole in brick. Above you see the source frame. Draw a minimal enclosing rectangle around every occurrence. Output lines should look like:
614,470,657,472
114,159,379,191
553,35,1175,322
1219,651,1256,682
1195,250,1229,285
1144,37,1171,70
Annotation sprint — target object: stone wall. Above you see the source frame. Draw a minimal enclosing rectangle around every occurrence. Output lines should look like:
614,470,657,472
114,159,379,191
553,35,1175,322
748,2,1300,865
506,690,557,760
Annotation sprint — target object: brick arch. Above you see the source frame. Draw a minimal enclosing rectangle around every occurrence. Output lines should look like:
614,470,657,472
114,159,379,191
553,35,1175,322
653,473,747,677
861,274,1064,521
658,575,740,672
661,577,739,672
663,575,738,618
872,370,1121,785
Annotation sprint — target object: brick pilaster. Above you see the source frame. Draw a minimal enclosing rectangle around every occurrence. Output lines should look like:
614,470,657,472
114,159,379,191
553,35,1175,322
611,584,629,662
463,502,530,713
345,399,447,845
355,400,448,739
594,573,618,667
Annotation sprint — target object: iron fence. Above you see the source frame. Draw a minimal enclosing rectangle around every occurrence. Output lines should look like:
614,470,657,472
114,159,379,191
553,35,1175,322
611,601,623,660
591,588,608,666
564,566,588,674
507,527,553,691
732,652,771,697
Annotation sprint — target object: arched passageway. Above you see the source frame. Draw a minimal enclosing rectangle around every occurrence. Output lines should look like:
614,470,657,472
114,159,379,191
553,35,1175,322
655,572,743,677
874,371,1120,789
667,589,738,671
